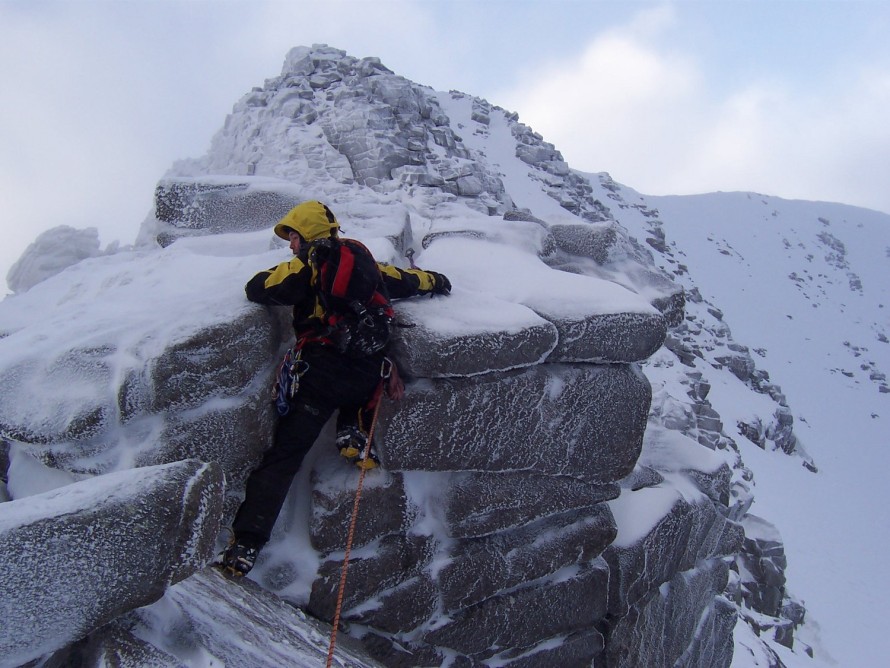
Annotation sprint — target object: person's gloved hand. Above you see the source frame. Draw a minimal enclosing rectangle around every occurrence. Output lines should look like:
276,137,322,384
428,271,452,296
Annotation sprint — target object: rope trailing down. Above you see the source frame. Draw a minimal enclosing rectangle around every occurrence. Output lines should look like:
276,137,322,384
325,375,388,668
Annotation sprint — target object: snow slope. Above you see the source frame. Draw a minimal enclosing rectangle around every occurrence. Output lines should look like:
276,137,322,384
604,185,890,667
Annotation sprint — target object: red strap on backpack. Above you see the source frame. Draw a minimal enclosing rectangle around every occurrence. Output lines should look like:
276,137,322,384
330,244,355,299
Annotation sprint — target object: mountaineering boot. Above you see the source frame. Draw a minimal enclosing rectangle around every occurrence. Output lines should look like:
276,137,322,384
336,425,363,460
336,424,380,469
355,446,380,470
214,538,260,577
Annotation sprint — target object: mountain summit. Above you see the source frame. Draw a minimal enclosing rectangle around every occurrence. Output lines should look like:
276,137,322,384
2,44,888,668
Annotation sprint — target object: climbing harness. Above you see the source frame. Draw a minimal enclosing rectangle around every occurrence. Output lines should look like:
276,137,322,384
325,358,399,667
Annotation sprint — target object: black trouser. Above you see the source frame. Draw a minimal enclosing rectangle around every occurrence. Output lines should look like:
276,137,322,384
232,345,384,546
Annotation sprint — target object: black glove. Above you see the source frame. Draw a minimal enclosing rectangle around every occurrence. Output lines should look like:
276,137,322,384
428,271,452,296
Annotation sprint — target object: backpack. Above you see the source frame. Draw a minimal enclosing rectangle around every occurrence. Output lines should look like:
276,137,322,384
308,238,394,358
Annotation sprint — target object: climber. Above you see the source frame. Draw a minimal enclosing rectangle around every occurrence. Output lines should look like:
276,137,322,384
216,200,451,576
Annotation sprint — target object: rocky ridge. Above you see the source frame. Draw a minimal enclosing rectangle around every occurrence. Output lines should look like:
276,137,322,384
588,176,819,661
0,44,808,667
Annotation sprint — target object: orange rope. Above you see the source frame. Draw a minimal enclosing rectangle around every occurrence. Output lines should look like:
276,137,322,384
325,387,385,668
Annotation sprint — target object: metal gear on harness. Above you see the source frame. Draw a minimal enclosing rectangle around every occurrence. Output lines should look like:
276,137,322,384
272,346,310,416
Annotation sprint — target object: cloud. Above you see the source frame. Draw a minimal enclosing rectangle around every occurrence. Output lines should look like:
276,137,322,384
494,6,702,186
685,67,890,210
494,5,890,215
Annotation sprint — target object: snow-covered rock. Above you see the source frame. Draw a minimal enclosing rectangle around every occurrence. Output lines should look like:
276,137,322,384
423,562,609,662
74,567,384,668
377,363,650,480
11,42,877,666
0,459,224,667
153,176,303,247
5,225,107,294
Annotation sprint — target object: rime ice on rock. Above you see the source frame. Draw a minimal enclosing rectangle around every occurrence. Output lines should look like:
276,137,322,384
0,460,224,667
0,43,808,667
6,225,106,294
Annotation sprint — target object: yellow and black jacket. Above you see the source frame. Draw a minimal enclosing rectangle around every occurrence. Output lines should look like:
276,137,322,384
245,241,439,337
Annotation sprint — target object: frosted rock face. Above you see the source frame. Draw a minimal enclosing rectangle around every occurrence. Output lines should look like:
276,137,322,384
549,222,618,264
153,178,302,246
40,621,185,668
389,296,559,378
169,44,514,213
139,312,285,514
308,534,435,623
0,460,224,667
0,345,117,445
605,559,737,668
123,567,384,668
158,396,276,518
424,561,609,660
601,490,743,667
377,363,651,482
0,43,748,667
304,357,635,659
417,231,670,366
151,175,421,257
543,310,667,362
605,492,743,618
738,513,788,617
145,314,282,414
0,306,281,512
546,220,686,327
508,122,611,224
441,471,618,538
305,461,622,654
6,225,102,294
438,504,617,612
308,470,409,553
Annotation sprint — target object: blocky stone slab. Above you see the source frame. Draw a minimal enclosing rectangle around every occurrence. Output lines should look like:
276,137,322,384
605,559,735,668
441,471,618,538
342,574,439,633
494,628,605,668
439,505,616,612
360,634,467,668
389,294,558,378
154,178,302,245
308,534,434,621
156,396,276,521
0,345,115,445
605,489,743,618
423,560,609,658
418,235,667,364
549,222,618,265
147,312,282,414
377,362,651,483
0,460,224,668
45,621,187,668
309,469,410,553
153,567,385,667
546,222,685,327
738,513,788,617
542,310,667,363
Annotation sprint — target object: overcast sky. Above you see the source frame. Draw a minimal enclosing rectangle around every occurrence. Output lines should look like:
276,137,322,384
2,0,889,291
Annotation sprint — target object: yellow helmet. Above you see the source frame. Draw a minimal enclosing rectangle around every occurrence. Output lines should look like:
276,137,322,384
273,201,340,242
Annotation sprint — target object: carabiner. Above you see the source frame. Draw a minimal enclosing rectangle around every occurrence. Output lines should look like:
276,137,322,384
380,356,393,380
